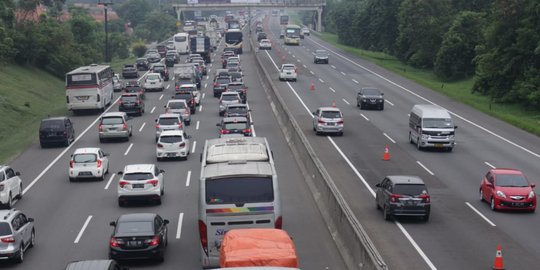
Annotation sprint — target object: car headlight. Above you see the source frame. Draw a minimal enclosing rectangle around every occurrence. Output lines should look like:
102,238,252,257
219,105,225,110
378,99,383,103
362,98,367,102
421,134,429,139
528,190,535,199
496,190,506,198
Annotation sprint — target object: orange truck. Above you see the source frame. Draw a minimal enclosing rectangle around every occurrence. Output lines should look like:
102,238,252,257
219,228,299,268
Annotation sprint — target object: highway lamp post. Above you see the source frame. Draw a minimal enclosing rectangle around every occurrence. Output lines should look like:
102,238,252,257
98,0,113,63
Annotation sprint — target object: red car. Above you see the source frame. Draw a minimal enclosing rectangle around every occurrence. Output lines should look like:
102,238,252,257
480,168,536,212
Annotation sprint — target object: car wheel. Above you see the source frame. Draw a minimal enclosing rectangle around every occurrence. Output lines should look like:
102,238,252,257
118,200,126,207
99,138,105,143
29,229,35,248
339,132,344,136
69,177,75,183
156,197,162,205
99,174,105,181
14,244,24,263
315,131,321,136
64,139,70,147
423,213,430,222
359,102,363,110
383,205,392,221
490,197,497,211
40,142,47,148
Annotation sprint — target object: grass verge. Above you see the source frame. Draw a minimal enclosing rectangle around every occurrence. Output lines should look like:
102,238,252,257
313,32,540,136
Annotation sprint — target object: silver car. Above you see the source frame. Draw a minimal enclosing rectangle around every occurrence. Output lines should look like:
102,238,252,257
112,75,123,92
155,113,184,141
312,107,344,136
165,100,191,125
0,209,35,263
98,112,133,142
219,92,242,116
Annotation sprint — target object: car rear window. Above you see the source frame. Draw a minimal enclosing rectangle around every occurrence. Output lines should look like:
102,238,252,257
160,135,184,143
206,177,273,205
147,74,160,80
228,84,243,90
0,222,12,236
168,102,185,109
117,221,153,234
283,66,295,70
222,94,239,101
217,78,230,84
174,93,191,100
41,120,63,130
73,154,97,163
121,96,137,102
393,184,427,196
321,111,341,118
224,123,248,130
123,173,153,180
101,117,124,125
159,117,180,125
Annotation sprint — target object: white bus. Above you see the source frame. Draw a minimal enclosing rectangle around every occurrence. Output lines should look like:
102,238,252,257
284,24,301,45
65,64,114,113
173,32,190,54
224,29,243,54
199,137,281,268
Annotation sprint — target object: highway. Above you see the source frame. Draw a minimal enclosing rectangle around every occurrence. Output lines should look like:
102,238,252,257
2,33,346,268
258,15,540,269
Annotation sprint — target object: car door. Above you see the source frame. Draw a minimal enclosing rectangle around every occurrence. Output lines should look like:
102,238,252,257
313,109,320,127
17,214,31,245
155,216,166,244
5,168,18,195
99,150,109,173
484,172,495,199
382,179,393,206
66,119,74,140
155,166,164,187
376,178,387,207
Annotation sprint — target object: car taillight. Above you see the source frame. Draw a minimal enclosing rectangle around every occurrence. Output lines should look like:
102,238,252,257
110,237,120,247
390,194,402,203
419,194,430,203
147,179,159,186
98,124,103,132
243,128,251,134
69,160,74,168
179,142,186,147
318,119,325,124
123,123,128,130
119,181,129,188
1,237,15,243
337,120,344,124
97,159,102,168
198,220,208,256
146,236,160,246
275,216,283,229
214,82,218,87
155,124,160,129
220,129,230,134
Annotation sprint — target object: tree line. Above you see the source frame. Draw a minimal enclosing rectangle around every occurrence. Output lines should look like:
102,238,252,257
0,0,177,77
317,0,540,109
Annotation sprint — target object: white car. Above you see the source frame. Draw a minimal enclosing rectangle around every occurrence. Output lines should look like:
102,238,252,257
68,148,110,182
156,130,191,161
143,73,164,91
259,39,272,50
178,83,201,105
219,92,242,116
117,164,165,206
301,27,310,36
155,113,184,141
279,64,297,81
165,100,191,125
0,165,23,208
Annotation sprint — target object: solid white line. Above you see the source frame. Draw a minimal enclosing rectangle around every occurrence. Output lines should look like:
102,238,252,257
150,106,156,114
360,113,370,121
159,94,164,100
292,54,296,58
124,143,133,156
385,99,395,106
416,161,435,175
307,37,540,160
319,78,324,83
196,121,200,130
383,133,396,144
329,87,336,93
331,65,336,69
104,173,116,190
138,122,146,132
341,71,346,76
342,99,350,105
74,216,93,244
484,162,496,169
202,93,206,99
352,79,359,84
465,202,497,227
395,222,438,269
191,141,197,154
176,213,184,239
199,105,203,112
297,59,301,63
186,170,192,187
204,83,208,88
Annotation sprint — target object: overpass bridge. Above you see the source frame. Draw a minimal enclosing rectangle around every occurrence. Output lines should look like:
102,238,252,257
172,1,326,31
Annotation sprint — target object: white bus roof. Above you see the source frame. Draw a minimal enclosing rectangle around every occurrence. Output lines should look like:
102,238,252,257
203,162,273,179
205,137,270,164
66,64,110,75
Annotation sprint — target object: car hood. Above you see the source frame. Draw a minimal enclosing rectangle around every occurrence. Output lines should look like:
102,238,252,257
496,186,533,196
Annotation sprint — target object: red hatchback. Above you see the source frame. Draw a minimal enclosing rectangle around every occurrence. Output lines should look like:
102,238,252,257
480,168,536,212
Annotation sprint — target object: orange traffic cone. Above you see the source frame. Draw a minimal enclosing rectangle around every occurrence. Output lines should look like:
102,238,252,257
310,82,316,91
383,145,391,161
331,100,336,107
493,245,505,270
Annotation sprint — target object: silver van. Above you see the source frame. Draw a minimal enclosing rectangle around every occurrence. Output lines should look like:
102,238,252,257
409,104,457,151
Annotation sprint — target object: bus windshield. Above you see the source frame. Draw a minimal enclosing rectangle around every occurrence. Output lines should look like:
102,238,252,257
206,177,274,205
225,32,243,44
67,73,97,87
174,35,187,42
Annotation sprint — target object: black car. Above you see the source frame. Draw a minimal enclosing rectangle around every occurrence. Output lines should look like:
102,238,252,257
213,76,231,97
313,49,329,64
151,64,169,81
136,58,149,71
165,56,175,67
375,176,431,221
172,91,196,114
257,32,267,42
224,103,250,123
39,117,75,148
357,87,384,110
227,82,248,103
119,93,145,116
109,213,169,262
122,64,138,79
123,81,145,99
156,44,167,58
217,117,252,137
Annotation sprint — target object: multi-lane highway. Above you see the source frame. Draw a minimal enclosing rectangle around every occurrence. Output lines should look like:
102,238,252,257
3,32,346,269
258,15,540,269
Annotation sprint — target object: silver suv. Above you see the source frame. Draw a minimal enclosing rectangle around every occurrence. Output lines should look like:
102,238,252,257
0,166,23,209
0,209,35,263
98,112,133,142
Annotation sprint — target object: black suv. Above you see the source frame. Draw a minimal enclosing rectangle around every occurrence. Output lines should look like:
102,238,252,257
375,175,430,221
257,32,267,42
136,58,149,71
357,87,384,110
213,76,231,97
119,93,145,116
39,117,75,148
121,64,138,79
172,91,196,114
165,54,177,67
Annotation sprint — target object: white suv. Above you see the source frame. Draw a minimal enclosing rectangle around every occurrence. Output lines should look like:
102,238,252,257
0,166,23,209
117,164,164,206
143,73,164,92
279,64,297,81
68,148,110,182
156,130,191,161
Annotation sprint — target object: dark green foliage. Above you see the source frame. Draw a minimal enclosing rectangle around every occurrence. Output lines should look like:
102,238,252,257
132,41,147,57
115,0,154,28
134,10,177,42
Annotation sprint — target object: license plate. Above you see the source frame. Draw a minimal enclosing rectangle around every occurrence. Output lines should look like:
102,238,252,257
167,153,176,157
127,241,142,247
434,144,444,147
108,128,117,131
512,202,525,207
77,96,89,101
133,184,144,188
327,122,335,126
78,172,92,176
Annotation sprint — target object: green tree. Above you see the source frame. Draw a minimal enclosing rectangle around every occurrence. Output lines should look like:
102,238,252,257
116,0,154,28
351,0,400,52
137,10,176,42
132,41,147,57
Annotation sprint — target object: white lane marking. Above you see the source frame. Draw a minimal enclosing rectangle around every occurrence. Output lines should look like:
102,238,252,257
342,99,350,105
206,75,209,80
297,59,301,63
360,113,370,121
385,99,395,106
331,65,336,69
307,37,540,160
176,213,184,239
204,83,208,88
310,70,315,75
150,106,156,114
292,54,296,58
208,68,212,73
465,202,497,227
191,141,197,154
352,79,359,84
303,64,307,68
202,93,206,99
383,133,396,144
196,121,200,130
209,63,213,67
159,94,164,100
341,71,346,76
395,222,438,269
484,162,496,169
166,85,170,90
23,96,123,195
329,87,336,93
186,170,192,187
416,161,435,175
138,122,146,132
319,78,325,83
199,105,203,112
104,173,116,190
74,216,93,244
124,143,133,156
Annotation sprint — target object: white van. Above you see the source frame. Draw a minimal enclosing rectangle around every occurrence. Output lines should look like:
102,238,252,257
409,104,457,151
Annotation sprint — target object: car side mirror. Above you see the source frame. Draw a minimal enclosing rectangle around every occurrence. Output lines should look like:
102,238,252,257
531,183,536,188
15,172,20,176
312,112,316,115
216,123,221,126
117,171,123,175
109,221,116,227
164,219,170,225
454,125,458,129
375,183,381,187
160,169,165,173
103,153,110,157
28,218,34,223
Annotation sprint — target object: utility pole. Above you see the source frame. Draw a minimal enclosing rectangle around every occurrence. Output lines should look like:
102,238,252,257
98,0,113,63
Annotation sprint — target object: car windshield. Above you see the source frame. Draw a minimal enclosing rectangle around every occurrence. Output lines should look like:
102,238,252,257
73,154,97,163
147,74,160,80
101,117,124,125
222,95,239,101
393,184,427,196
316,51,327,56
159,117,180,125
362,89,380,96
0,222,12,236
116,221,153,235
168,102,185,109
422,118,453,129
41,120,63,129
321,111,341,118
206,177,273,204
496,174,529,187
123,172,153,180
160,135,184,143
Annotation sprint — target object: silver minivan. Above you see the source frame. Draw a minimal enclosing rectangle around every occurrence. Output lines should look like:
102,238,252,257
98,112,133,142
0,209,35,263
409,104,457,151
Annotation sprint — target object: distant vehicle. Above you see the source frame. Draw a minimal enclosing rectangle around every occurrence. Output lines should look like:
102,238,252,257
284,24,301,45
165,52,178,67
156,130,191,161
117,164,165,206
122,64,138,79
228,71,243,83
172,91,196,114
177,83,201,105
68,147,109,182
217,116,252,138
156,44,167,58
224,103,251,124
66,64,114,112
255,25,263,33
165,100,191,126
98,112,133,142
151,63,169,81
375,175,431,221
226,81,248,103
278,64,297,81
123,80,145,98
257,32,267,42
155,113,184,141
225,29,243,54
118,93,145,116
357,87,384,110
409,104,456,151
259,39,272,50
0,209,35,263
219,92,242,116
313,49,329,64
136,58,149,71
279,29,285,39
480,168,536,212
113,74,123,92
0,166,23,208
190,36,212,63
166,41,175,51
213,76,232,97
145,53,161,63
301,26,310,36
143,73,164,92
65,260,127,270
312,107,344,136
39,116,75,147
173,32,190,54
279,15,289,25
